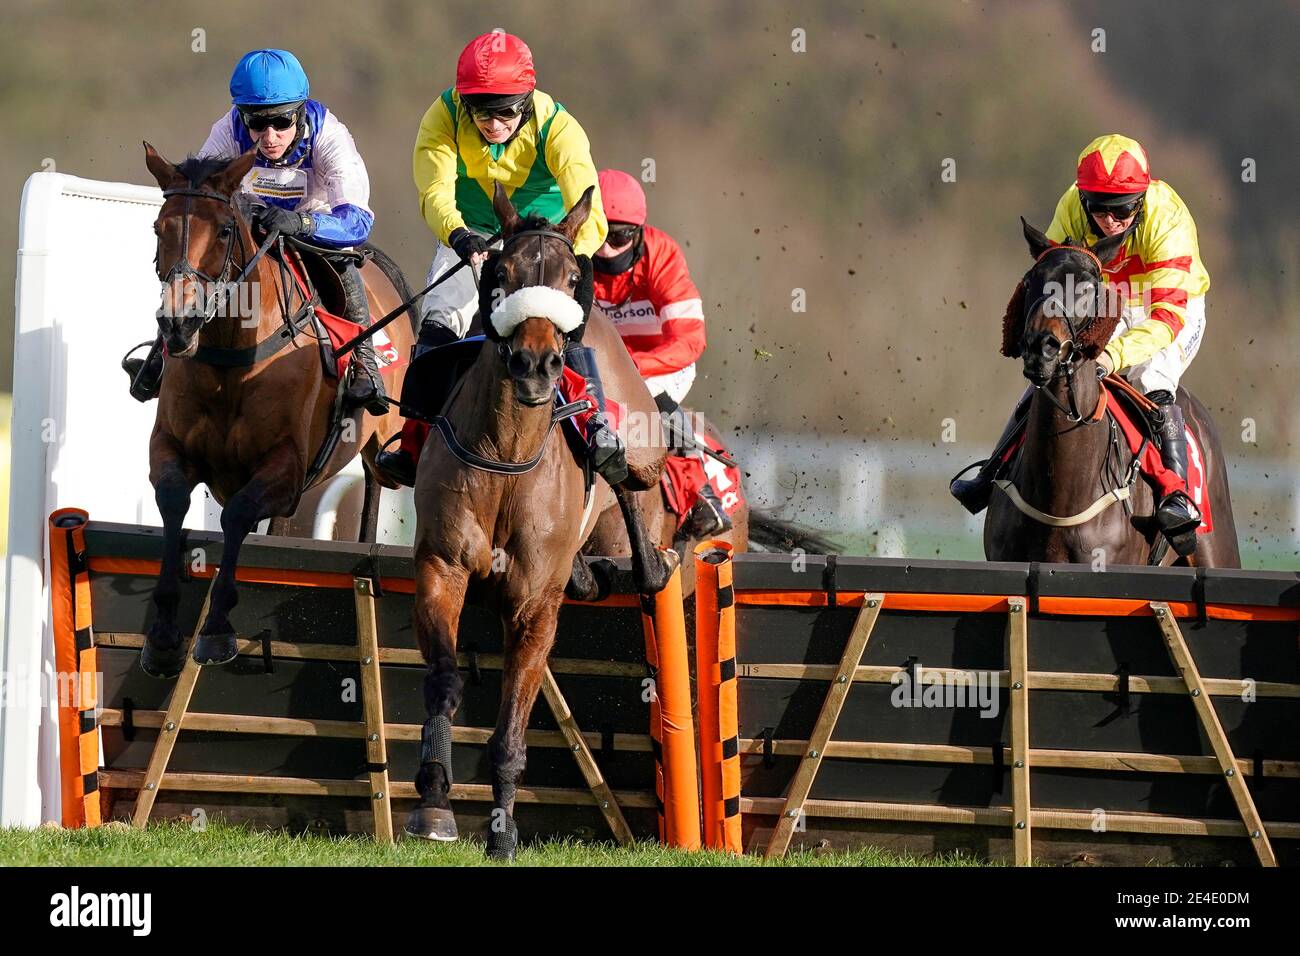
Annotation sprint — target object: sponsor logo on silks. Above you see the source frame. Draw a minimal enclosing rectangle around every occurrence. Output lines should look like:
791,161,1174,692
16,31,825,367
244,166,308,202
597,298,662,334
49,886,151,936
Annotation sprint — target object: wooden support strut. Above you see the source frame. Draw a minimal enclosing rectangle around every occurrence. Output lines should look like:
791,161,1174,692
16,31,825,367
131,577,217,828
352,577,393,844
539,667,634,845
1007,597,1032,866
765,593,885,858
1150,601,1277,867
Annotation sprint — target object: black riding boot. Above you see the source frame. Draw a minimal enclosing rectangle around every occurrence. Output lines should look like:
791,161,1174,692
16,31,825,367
564,343,628,486
122,336,165,402
657,394,732,536
338,261,389,416
414,317,462,360
1147,391,1201,552
374,322,460,486
949,388,1033,514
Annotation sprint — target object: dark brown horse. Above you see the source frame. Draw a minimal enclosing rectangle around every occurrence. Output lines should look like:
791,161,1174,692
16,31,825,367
985,219,1239,567
139,144,416,677
404,183,674,859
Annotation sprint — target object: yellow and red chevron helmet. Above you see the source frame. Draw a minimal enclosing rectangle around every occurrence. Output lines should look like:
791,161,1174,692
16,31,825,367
1076,134,1151,194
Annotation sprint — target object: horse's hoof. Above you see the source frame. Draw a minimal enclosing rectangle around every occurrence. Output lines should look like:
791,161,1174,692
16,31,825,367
192,632,238,666
484,816,518,861
660,548,682,576
404,806,458,842
139,623,185,679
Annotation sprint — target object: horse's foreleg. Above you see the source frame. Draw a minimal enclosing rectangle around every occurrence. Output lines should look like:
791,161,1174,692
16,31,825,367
140,456,197,678
486,590,564,861
195,462,300,665
613,485,677,594
405,557,468,842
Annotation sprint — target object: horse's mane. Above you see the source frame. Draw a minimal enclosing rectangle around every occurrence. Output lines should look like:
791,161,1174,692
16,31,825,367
517,212,557,233
175,154,234,189
1001,243,1123,360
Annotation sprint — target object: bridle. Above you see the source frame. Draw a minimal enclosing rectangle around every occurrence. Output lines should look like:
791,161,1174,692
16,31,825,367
1019,244,1108,425
427,225,592,476
491,226,577,365
157,186,278,328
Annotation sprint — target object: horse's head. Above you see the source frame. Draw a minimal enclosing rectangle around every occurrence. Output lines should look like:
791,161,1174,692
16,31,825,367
1003,218,1127,387
144,143,257,357
481,182,595,406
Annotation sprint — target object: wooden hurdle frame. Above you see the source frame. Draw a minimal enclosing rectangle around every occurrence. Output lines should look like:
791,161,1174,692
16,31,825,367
57,520,700,845
695,552,1298,866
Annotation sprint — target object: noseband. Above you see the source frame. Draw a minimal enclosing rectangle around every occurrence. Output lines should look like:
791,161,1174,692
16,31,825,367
157,186,277,326
493,226,577,362
1021,244,1108,424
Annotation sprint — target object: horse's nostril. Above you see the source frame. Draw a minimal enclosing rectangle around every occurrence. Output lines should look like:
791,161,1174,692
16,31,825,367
507,352,532,379
543,351,563,379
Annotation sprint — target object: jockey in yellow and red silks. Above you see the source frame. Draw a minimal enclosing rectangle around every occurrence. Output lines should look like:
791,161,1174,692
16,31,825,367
952,134,1209,539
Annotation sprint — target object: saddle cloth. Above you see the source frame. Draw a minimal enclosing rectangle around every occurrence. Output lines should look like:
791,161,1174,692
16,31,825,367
661,433,745,526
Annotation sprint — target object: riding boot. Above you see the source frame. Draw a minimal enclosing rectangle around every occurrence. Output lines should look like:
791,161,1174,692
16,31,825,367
949,388,1033,514
1147,391,1201,551
564,343,628,486
122,335,165,403
338,260,390,416
658,396,733,536
414,318,461,360
374,322,462,487
683,481,733,538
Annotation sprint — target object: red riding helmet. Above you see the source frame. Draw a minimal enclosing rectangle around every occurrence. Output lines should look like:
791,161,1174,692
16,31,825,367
597,169,647,225
455,32,536,96
1075,134,1152,194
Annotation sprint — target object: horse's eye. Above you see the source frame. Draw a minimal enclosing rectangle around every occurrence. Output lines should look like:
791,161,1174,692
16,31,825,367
496,268,507,283
568,272,579,287
219,223,234,237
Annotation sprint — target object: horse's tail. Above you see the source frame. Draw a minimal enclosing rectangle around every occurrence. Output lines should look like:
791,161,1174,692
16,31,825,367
747,508,840,554
363,243,421,332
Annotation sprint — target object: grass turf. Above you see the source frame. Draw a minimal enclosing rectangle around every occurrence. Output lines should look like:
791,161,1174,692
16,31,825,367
0,820,994,867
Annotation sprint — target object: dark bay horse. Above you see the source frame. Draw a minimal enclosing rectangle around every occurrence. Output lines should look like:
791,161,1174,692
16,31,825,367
139,144,416,677
985,219,1239,567
405,183,674,858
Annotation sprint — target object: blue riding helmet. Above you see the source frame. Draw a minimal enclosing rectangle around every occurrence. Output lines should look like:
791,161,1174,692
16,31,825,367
230,49,310,106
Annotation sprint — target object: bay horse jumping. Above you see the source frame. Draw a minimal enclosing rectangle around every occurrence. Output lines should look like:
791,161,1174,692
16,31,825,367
985,219,1239,567
405,183,675,859
139,144,416,677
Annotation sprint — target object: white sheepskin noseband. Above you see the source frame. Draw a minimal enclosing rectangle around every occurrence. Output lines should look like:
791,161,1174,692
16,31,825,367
489,284,586,338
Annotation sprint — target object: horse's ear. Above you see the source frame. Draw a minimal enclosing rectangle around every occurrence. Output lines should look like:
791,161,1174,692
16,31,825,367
492,181,521,238
143,142,183,189
210,148,257,196
1090,228,1128,267
1021,217,1055,260
557,185,594,244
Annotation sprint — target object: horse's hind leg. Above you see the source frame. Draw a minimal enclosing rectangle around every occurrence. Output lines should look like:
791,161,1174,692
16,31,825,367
405,557,468,841
140,454,197,678
486,590,564,861
613,485,677,594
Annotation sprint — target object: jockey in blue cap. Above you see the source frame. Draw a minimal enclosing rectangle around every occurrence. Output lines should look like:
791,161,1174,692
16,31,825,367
125,49,387,413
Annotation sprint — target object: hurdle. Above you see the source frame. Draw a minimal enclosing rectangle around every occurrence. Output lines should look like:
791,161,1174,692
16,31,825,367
693,551,1300,865
48,516,701,845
